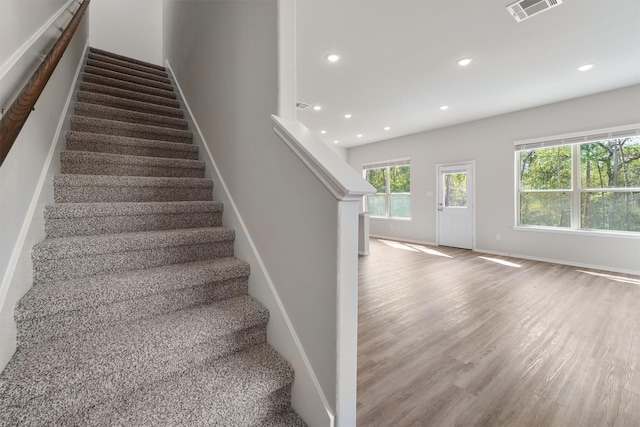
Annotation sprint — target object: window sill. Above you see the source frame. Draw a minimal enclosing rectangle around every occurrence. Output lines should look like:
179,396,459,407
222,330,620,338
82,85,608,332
512,225,640,240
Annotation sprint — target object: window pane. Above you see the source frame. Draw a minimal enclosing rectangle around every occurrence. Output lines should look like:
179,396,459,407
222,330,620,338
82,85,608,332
520,146,572,190
581,192,640,232
520,192,571,227
389,166,410,193
389,194,410,218
443,172,467,207
365,168,387,193
366,194,386,216
581,137,640,189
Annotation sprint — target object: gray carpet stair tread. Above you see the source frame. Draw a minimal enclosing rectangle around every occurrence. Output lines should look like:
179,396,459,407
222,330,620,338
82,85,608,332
60,150,204,177
262,411,308,426
79,81,180,108
74,102,189,130
77,91,183,118
74,343,295,427
0,296,269,419
54,174,212,189
65,131,199,159
82,72,176,100
44,200,221,219
89,47,166,72
85,65,175,92
86,58,171,84
70,115,193,143
88,52,169,78
32,226,234,261
17,257,249,321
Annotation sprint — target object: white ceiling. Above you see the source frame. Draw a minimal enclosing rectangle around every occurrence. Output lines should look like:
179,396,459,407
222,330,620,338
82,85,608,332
295,0,640,148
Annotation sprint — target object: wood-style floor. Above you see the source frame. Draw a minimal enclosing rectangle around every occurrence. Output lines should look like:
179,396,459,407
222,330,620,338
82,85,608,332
357,238,640,426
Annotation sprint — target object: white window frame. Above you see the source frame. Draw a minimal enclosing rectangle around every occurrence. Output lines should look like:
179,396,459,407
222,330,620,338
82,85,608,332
514,124,640,236
362,158,411,219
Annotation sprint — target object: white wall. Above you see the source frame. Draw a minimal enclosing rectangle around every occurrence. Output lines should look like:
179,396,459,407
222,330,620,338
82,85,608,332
89,0,163,64
349,85,640,274
0,4,89,371
163,1,341,424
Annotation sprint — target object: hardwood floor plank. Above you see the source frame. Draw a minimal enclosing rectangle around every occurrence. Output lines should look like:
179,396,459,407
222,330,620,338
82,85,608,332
357,238,640,426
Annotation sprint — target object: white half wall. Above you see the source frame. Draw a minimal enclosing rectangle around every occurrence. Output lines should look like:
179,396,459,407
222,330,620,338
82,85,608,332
348,85,640,274
0,10,89,372
163,0,346,424
89,0,163,64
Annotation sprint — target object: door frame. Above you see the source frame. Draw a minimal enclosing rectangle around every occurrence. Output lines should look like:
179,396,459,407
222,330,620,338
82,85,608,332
435,161,476,250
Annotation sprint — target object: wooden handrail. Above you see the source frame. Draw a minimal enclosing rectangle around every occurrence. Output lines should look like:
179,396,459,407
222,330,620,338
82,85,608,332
0,0,90,167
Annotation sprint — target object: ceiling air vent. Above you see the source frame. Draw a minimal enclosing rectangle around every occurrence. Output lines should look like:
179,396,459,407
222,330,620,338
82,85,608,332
507,0,563,22
296,101,310,111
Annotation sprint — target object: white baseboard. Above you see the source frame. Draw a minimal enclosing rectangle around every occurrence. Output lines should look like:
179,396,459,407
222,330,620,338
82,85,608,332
474,248,640,276
165,61,334,427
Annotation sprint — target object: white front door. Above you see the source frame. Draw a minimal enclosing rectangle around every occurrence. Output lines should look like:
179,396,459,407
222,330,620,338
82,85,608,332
437,162,474,249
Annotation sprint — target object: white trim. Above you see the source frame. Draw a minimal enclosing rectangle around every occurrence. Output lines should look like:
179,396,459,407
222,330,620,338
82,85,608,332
513,123,640,150
0,0,77,81
168,62,335,426
272,116,375,202
362,157,411,169
474,247,640,277
513,225,640,240
0,37,89,315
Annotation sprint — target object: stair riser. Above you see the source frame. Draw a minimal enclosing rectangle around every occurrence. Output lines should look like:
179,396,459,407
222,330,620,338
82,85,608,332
33,242,234,284
85,66,175,92
88,52,168,78
79,82,180,108
60,159,205,179
18,277,249,347
45,211,222,238
54,184,213,203
74,103,188,130
65,132,198,160
89,48,167,73
70,118,192,144
86,58,171,85
5,326,268,425
76,91,183,119
82,73,176,100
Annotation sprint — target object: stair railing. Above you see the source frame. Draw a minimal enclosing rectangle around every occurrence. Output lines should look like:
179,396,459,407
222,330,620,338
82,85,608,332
0,0,91,167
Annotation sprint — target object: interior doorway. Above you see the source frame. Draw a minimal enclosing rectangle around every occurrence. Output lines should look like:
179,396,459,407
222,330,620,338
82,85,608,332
436,162,475,249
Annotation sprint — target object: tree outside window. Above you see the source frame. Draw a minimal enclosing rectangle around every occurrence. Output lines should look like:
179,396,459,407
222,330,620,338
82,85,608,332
364,162,410,218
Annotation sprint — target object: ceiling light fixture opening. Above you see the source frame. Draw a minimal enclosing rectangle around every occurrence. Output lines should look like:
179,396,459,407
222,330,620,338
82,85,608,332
357,134,363,138
344,114,352,119
384,126,391,131
320,130,327,134
578,63,594,72
327,53,341,63
313,105,322,111
458,58,473,66
440,105,449,111
333,140,339,144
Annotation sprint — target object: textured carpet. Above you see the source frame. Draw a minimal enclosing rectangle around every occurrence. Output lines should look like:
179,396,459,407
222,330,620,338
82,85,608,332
0,47,306,426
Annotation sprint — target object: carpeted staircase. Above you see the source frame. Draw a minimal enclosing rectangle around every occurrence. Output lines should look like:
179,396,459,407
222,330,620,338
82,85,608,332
0,47,306,426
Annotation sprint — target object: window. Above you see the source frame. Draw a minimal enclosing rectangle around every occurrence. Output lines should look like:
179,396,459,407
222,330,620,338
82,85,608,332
363,159,410,218
515,126,640,233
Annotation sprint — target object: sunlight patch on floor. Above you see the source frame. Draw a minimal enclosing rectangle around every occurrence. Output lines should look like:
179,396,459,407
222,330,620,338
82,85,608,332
578,270,640,285
478,256,521,268
377,240,453,258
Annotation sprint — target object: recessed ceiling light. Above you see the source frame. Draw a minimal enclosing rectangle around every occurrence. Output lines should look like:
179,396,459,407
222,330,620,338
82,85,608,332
440,105,449,111
384,126,391,131
344,113,352,119
357,134,363,138
327,53,341,63
458,57,473,66
334,140,339,144
320,130,327,134
313,105,322,111
578,63,594,72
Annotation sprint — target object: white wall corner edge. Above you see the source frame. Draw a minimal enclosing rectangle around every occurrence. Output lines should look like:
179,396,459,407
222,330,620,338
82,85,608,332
0,37,91,373
166,60,335,427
